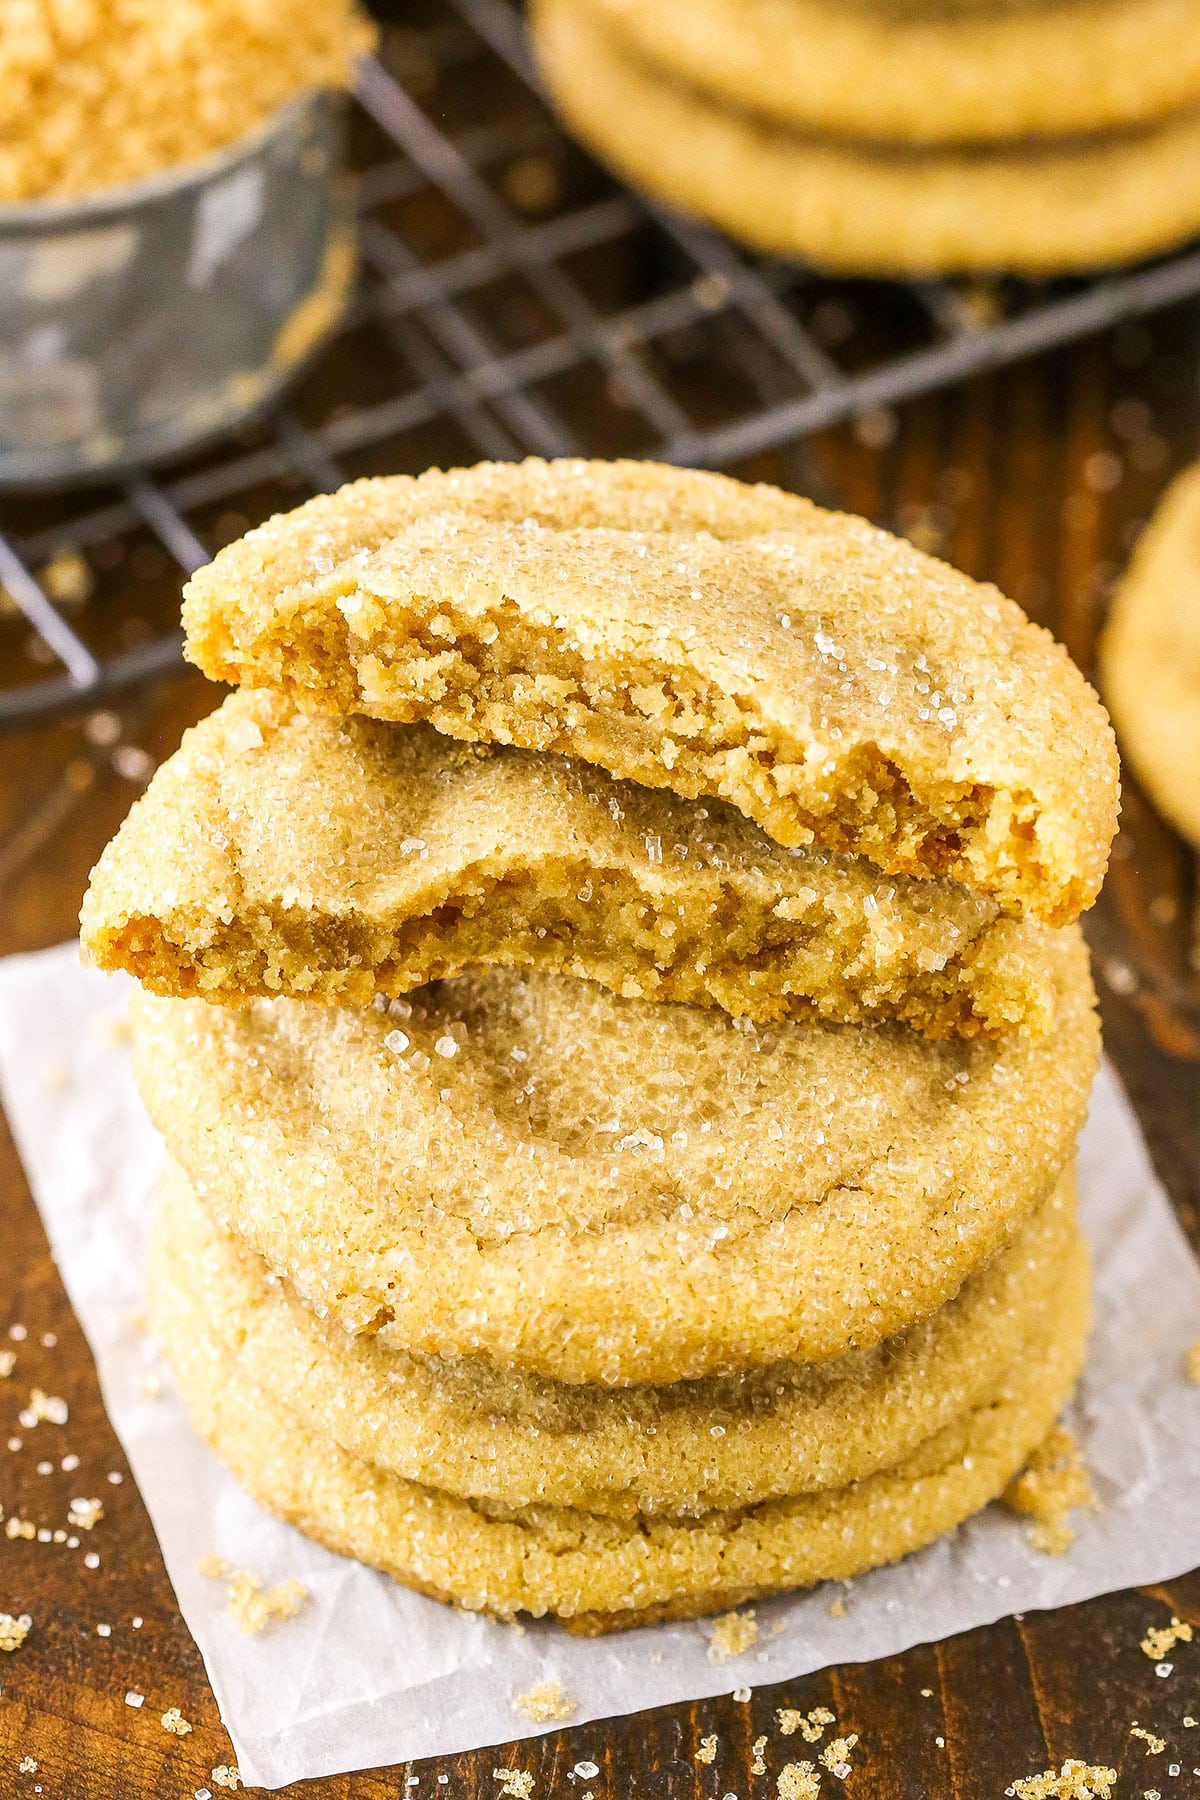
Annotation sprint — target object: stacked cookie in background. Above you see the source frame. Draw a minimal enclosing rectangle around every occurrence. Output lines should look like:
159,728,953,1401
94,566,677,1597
82,459,1118,1630
531,0,1200,276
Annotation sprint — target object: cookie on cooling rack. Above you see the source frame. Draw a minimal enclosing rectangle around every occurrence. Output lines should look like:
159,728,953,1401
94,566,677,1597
531,0,1200,277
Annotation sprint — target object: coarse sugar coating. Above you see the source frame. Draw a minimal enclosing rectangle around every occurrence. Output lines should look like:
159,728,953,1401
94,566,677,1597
0,0,374,204
533,0,1200,278
181,459,1119,924
130,928,1099,1385
149,1215,1090,1628
154,1156,1083,1517
1100,461,1200,848
83,689,1062,1039
577,0,1200,146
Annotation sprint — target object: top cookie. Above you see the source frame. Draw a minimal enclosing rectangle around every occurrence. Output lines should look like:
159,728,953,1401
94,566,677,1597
1100,461,1200,848
183,461,1118,924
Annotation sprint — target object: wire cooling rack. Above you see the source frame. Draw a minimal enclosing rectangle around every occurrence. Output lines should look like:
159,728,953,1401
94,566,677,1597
5,0,1200,726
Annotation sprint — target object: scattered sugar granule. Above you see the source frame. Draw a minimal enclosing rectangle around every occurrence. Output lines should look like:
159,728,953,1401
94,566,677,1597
778,1708,834,1744
733,1686,753,1703
1185,1342,1200,1384
125,1691,144,1708
83,1552,100,1569
819,1735,858,1779
695,1735,718,1765
1141,1618,1193,1661
1131,1725,1166,1755
140,1372,162,1400
493,1772,533,1799
777,1762,821,1800
225,1570,308,1634
96,1624,110,1638
1002,1426,1094,1554
0,1351,15,1378
20,1390,68,1429
514,1680,576,1724
211,1768,241,1791
17,1757,37,1774
1009,1761,1117,1799
573,1764,599,1781
707,1608,758,1663
161,1708,192,1736
67,1498,103,1531
0,1614,31,1651
751,1735,768,1775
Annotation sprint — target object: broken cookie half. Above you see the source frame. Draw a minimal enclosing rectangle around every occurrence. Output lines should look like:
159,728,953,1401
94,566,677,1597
82,689,1061,1038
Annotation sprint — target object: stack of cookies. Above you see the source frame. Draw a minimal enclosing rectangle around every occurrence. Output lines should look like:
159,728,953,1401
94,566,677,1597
531,0,1200,275
82,459,1118,1630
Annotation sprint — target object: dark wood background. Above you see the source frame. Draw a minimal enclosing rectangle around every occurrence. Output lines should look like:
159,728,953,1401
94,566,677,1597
3,306,1200,1791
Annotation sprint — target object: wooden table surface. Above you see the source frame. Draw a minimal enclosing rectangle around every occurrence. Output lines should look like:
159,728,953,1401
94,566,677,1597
2,309,1200,1796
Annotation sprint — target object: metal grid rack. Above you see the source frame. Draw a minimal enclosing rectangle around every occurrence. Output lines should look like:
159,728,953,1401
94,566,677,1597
5,0,1200,726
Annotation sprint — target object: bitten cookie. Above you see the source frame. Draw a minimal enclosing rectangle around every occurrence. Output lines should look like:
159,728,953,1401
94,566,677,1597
130,930,1099,1385
83,689,1062,1038
182,460,1119,923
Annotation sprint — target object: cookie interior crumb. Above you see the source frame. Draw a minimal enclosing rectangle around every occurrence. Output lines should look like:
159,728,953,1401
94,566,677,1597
707,1608,759,1662
1001,1424,1094,1554
513,1679,577,1723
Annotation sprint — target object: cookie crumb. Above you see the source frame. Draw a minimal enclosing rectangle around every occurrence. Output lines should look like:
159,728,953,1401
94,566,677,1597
211,1768,241,1791
707,1609,758,1663
696,1736,718,1765
1009,1761,1116,1798
494,1772,533,1799
0,1351,15,1378
514,1680,576,1723
196,1553,230,1580
828,1596,847,1618
161,1708,192,1736
221,1569,307,1634
5,1519,35,1541
751,1736,768,1775
1185,1342,1200,1383
1002,1426,1093,1553
1131,1724,1166,1755
777,1763,821,1799
1141,1618,1193,1661
0,1614,31,1651
17,1757,37,1774
820,1735,858,1779
21,1389,68,1429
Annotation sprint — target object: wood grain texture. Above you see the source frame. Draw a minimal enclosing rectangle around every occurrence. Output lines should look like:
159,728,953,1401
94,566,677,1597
2,316,1200,1795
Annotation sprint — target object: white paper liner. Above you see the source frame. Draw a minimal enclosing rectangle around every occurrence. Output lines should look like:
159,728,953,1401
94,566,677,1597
1,943,1198,1789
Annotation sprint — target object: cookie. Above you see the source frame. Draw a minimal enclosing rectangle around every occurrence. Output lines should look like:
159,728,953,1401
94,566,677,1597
533,0,1200,277
1100,463,1200,847
130,931,1098,1385
155,1153,1081,1518
182,460,1118,924
580,0,1200,147
83,689,1061,1038
149,1208,1090,1627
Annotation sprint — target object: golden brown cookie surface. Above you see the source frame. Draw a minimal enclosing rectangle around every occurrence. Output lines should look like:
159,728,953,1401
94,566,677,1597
533,0,1200,277
149,1202,1090,1627
1101,463,1200,848
82,690,1061,1038
131,930,1098,1385
580,0,1200,146
155,1155,1082,1518
183,460,1119,924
